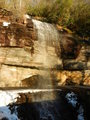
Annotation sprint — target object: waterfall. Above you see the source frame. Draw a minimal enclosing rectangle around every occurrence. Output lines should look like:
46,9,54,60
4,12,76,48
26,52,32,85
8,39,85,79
32,19,60,43
32,19,61,67
30,19,62,104
32,19,61,90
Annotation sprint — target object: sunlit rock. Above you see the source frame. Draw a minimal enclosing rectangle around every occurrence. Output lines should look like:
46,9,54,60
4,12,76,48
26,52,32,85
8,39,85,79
83,70,90,85
55,71,82,85
0,15,89,87
3,21,11,27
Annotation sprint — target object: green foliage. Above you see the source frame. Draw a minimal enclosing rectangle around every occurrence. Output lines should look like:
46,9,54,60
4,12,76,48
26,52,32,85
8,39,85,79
69,0,90,37
27,0,73,24
0,0,89,37
27,0,90,37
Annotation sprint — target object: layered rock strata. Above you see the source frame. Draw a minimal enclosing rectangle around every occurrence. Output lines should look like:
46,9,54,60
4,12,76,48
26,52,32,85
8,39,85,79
0,12,90,87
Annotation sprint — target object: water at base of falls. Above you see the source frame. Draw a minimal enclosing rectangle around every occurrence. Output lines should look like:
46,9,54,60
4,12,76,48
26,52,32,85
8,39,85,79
0,89,88,120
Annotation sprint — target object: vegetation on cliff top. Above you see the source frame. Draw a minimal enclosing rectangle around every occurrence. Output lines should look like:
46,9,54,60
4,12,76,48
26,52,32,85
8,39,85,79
0,0,90,38
27,0,90,38
0,0,29,20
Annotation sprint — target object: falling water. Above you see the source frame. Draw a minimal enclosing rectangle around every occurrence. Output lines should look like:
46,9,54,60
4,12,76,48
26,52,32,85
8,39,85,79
31,19,61,97
31,20,62,119
32,19,61,67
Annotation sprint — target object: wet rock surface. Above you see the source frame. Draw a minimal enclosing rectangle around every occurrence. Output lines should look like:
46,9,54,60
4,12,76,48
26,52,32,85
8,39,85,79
0,88,88,120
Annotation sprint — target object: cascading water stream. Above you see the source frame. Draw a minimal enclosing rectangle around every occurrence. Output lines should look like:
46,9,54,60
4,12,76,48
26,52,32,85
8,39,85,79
29,19,62,120
31,19,61,101
32,19,61,87
32,19,61,67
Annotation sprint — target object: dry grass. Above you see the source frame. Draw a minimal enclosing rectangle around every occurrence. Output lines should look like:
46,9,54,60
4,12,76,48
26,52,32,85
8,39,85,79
0,0,30,21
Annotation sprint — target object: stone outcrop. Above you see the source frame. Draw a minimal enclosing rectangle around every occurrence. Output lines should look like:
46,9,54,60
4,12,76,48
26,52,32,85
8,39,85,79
0,10,90,87
0,15,62,87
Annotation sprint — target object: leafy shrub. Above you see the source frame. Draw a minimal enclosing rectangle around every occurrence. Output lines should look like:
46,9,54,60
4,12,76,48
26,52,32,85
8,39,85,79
27,0,90,37
0,0,89,37
27,0,73,24
69,0,90,37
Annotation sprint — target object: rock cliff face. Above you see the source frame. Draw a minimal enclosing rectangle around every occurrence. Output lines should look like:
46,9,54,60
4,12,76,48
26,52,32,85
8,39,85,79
0,12,90,87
